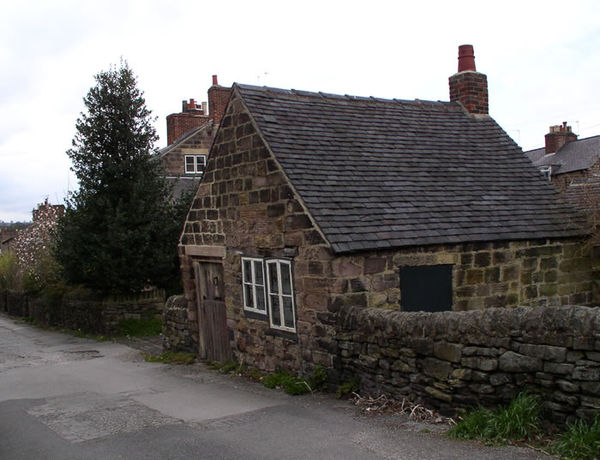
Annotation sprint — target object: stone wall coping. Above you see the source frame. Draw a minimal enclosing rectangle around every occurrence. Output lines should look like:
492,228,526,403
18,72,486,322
337,305,600,344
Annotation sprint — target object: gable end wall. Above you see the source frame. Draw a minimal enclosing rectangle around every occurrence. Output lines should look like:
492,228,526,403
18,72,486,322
161,126,214,177
179,92,336,374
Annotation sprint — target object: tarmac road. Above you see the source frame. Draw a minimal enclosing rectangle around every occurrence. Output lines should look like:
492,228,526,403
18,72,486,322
0,313,554,459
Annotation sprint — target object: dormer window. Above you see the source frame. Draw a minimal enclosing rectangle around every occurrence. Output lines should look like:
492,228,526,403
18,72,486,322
185,155,207,174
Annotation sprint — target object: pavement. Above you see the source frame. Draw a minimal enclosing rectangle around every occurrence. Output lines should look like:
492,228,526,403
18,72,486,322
0,313,555,459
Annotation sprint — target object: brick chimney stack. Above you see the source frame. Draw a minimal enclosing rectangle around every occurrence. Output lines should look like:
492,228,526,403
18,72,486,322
449,44,489,115
166,98,209,145
207,74,232,125
165,75,232,146
545,122,577,154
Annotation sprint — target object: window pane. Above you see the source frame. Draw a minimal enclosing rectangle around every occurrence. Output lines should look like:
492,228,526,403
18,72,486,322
243,260,252,283
280,263,292,295
283,296,294,328
185,156,194,172
270,295,281,326
254,261,263,285
268,263,279,294
244,284,253,308
256,288,266,311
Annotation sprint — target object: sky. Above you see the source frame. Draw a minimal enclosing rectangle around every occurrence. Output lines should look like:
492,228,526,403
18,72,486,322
1,0,599,222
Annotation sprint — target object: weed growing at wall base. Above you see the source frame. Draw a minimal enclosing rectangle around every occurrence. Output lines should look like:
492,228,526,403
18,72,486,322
448,393,600,458
551,418,600,460
448,392,542,442
144,352,195,365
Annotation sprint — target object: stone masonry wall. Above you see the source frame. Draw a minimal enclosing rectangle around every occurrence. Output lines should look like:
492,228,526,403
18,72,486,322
552,157,600,193
329,239,597,313
161,124,214,177
163,295,194,352
337,305,600,422
1,289,164,335
179,90,335,375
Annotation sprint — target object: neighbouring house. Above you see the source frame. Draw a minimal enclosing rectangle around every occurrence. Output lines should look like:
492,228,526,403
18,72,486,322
176,45,597,375
525,123,600,192
1,222,31,254
1,201,63,255
0,229,18,254
158,75,231,200
525,124,600,214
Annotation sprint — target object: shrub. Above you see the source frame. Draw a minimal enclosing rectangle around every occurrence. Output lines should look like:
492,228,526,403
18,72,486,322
336,377,360,399
13,200,64,293
308,365,328,391
0,252,20,290
262,371,312,395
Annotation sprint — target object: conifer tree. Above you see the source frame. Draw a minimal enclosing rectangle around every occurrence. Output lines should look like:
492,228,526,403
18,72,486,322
56,61,182,294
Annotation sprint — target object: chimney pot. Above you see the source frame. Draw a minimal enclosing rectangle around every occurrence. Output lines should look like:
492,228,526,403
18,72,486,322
545,122,577,154
212,75,218,86
457,44,476,72
449,44,488,115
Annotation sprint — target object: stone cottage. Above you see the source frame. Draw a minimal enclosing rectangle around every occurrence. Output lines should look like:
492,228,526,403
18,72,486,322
177,45,597,375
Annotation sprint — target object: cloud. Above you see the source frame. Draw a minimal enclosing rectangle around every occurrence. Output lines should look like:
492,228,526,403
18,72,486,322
1,0,600,220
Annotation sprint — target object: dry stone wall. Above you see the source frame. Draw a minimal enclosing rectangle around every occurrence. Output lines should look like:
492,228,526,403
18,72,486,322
1,289,164,334
163,295,194,351
336,304,600,422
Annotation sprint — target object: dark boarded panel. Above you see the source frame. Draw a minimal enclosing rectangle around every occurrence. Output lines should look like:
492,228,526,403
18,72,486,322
400,265,452,312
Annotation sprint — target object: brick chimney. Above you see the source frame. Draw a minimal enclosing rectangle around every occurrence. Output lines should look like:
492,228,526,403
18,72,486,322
545,122,577,154
166,97,209,145
165,75,232,145
449,44,489,115
207,75,232,125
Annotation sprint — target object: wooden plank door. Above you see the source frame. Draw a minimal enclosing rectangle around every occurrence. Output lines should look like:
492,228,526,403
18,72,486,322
194,261,231,361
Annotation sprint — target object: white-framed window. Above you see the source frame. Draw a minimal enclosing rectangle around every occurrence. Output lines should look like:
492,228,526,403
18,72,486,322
242,257,267,315
266,259,296,332
184,154,207,174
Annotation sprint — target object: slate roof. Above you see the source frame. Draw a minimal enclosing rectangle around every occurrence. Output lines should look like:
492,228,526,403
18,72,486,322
167,177,202,202
158,120,214,157
235,84,587,254
525,135,600,175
